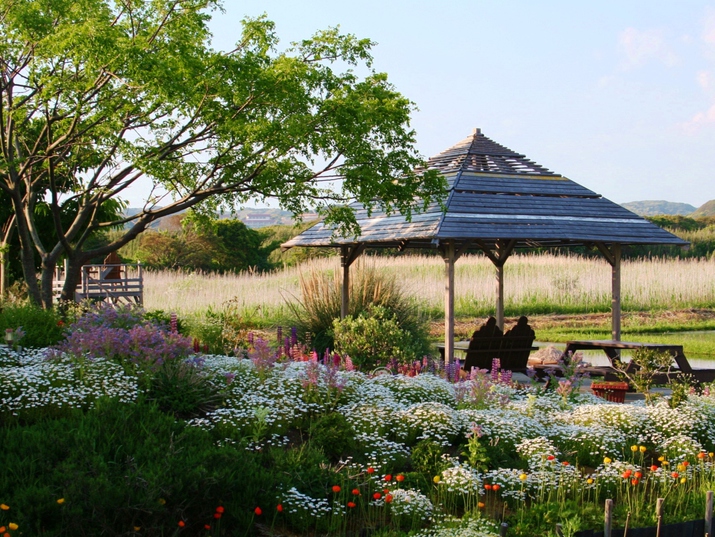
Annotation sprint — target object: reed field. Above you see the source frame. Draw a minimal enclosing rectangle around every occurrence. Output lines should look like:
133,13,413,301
142,253,715,320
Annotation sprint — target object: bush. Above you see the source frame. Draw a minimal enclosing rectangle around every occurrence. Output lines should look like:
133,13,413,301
288,260,429,354
147,360,224,419
308,412,356,461
0,302,65,347
0,397,271,536
50,303,194,376
333,305,427,370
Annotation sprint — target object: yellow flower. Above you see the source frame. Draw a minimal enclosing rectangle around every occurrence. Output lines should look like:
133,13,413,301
662,460,669,466
680,477,687,484
603,457,612,465
9,523,18,531
586,478,594,484
433,476,441,484
639,446,647,453
57,498,65,505
710,452,714,458
677,463,685,472
134,527,141,532
478,502,485,508
158,498,166,505
0,504,8,510
519,473,528,481
630,445,638,452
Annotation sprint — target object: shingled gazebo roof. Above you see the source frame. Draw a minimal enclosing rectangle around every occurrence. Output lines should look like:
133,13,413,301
283,128,687,250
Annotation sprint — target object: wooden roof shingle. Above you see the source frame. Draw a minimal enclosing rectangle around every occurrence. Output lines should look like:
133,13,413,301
283,129,688,250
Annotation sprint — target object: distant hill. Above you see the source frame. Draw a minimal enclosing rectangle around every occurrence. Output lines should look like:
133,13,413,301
621,200,696,216
691,200,715,217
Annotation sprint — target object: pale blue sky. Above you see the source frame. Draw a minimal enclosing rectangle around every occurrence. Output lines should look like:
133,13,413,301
129,1,715,208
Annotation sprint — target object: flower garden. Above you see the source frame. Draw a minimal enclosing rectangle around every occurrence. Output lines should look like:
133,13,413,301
2,304,715,537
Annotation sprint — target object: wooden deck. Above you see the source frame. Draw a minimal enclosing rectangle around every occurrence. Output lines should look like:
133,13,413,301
53,263,144,305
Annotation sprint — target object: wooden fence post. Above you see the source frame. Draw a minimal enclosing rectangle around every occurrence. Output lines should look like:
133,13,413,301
705,490,713,537
655,497,664,537
605,499,613,537
499,522,508,537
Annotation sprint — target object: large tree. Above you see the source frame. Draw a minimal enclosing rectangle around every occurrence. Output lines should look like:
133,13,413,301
0,0,445,308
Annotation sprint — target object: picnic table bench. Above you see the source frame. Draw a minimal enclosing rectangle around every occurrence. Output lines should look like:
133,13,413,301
561,340,715,384
436,337,538,373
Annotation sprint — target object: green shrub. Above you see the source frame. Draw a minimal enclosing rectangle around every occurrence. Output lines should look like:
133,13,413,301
0,397,272,535
147,361,224,419
0,302,65,347
410,439,448,476
288,260,429,354
333,305,427,370
308,412,356,461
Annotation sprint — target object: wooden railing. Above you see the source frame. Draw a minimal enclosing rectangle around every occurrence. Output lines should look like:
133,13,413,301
52,262,143,305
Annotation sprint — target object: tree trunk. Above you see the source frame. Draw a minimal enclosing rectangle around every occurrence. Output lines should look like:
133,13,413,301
60,255,89,304
40,256,59,309
9,193,43,306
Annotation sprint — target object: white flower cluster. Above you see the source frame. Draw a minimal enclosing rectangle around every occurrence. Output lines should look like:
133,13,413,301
356,432,411,467
413,516,501,537
515,437,560,468
658,434,703,460
340,402,400,436
279,486,334,518
461,408,544,448
374,374,456,406
388,487,433,519
394,402,468,445
0,348,138,415
439,464,482,494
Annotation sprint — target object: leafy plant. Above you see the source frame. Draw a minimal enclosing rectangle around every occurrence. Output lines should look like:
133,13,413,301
332,305,426,370
614,348,675,405
287,260,429,354
147,361,223,419
0,302,65,348
308,412,356,461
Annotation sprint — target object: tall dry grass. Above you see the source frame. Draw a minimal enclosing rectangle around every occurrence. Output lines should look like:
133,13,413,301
142,254,715,319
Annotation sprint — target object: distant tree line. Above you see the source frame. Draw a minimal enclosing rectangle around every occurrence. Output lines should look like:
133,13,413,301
115,216,332,273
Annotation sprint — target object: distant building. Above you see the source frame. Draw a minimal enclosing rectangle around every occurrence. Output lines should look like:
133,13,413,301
243,213,275,228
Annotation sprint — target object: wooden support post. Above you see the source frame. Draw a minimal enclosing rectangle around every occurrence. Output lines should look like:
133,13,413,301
341,246,350,319
443,240,455,365
706,490,713,537
496,263,504,331
595,243,622,342
339,245,364,319
612,244,622,341
655,497,664,537
499,522,508,537
604,499,613,537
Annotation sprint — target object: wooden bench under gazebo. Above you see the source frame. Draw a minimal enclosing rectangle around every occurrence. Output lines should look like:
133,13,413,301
282,128,689,366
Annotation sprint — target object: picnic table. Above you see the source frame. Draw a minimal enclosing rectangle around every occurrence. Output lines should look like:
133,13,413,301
562,340,715,384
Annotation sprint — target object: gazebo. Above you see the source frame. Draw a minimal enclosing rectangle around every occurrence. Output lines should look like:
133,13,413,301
282,128,688,362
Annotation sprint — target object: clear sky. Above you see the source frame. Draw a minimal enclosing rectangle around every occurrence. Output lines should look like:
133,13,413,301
127,0,715,208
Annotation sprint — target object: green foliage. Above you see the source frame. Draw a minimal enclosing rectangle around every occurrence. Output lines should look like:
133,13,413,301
147,361,224,419
308,412,357,461
614,348,675,405
288,261,430,354
1,0,445,307
0,397,270,535
127,218,276,273
333,305,427,370
410,439,447,476
0,302,65,347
